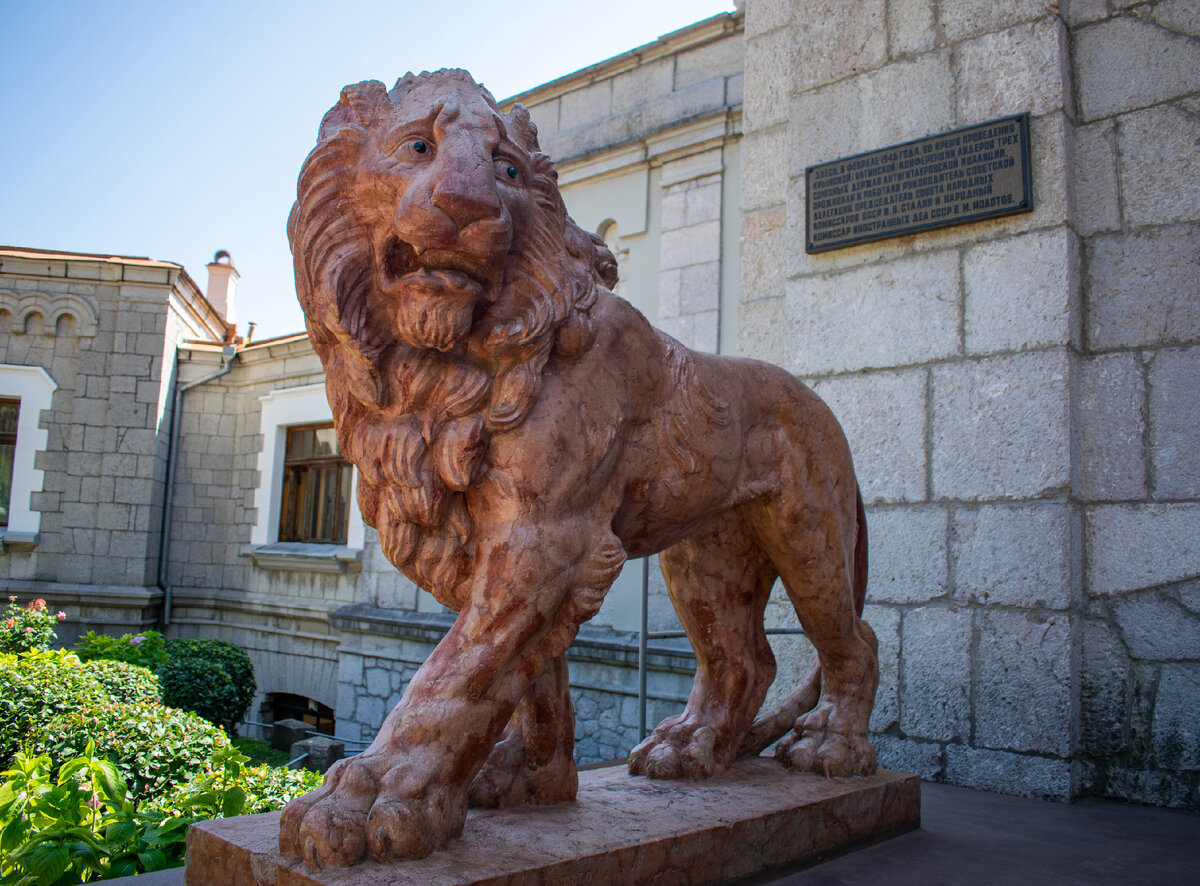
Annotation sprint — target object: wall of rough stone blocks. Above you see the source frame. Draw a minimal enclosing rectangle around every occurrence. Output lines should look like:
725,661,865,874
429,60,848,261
1066,0,1200,807
0,254,212,637
738,0,1199,806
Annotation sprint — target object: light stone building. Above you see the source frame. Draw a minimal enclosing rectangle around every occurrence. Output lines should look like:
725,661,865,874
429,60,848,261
1,0,1197,809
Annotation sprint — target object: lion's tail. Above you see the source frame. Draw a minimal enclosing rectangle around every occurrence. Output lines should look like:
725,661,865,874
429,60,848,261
737,486,869,757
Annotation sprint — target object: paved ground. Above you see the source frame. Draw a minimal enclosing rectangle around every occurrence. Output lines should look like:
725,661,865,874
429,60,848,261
112,781,1198,885
748,781,1200,886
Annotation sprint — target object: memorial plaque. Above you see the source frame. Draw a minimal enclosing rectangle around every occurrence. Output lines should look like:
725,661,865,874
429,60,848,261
806,113,1032,253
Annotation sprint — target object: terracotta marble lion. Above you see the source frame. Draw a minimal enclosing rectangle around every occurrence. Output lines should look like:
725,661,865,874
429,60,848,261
282,69,878,868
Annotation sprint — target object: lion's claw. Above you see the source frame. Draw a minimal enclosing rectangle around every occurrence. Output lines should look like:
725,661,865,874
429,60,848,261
774,703,877,777
629,721,724,780
279,755,469,866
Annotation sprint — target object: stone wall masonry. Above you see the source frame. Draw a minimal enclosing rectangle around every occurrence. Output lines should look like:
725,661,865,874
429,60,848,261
739,0,1200,807
1068,0,1200,808
511,12,744,167
0,264,179,597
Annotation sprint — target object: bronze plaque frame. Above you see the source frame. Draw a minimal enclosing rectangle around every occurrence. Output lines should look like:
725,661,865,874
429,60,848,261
806,113,1033,253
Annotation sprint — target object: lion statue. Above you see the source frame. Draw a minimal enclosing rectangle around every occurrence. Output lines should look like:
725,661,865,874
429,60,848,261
282,69,878,868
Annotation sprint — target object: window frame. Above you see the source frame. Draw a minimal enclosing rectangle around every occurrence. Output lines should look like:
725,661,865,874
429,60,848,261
277,422,353,545
250,382,364,554
0,365,57,543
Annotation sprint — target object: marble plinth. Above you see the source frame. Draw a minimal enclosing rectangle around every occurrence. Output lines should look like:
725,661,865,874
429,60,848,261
185,759,920,886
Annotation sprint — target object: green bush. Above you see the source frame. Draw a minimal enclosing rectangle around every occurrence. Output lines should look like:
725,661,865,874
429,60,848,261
0,649,108,766
33,701,231,798
0,744,322,883
0,744,190,883
155,745,323,818
0,596,65,654
160,638,255,736
84,659,162,705
74,629,168,670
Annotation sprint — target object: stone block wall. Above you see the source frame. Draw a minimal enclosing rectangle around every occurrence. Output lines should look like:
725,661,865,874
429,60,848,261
1066,0,1200,807
739,0,1199,806
0,251,226,637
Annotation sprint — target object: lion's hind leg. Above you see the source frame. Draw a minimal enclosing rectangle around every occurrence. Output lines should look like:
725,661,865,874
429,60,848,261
468,652,578,808
629,513,777,780
758,495,878,777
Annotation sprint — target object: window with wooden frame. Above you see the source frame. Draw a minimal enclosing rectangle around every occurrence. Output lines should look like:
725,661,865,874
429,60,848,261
0,399,18,528
277,423,352,544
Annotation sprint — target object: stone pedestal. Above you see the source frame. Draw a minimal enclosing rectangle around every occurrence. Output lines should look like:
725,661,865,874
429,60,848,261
185,759,919,885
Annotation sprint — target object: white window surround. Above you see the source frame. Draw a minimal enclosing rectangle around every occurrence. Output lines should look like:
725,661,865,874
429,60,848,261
0,364,57,543
250,383,364,554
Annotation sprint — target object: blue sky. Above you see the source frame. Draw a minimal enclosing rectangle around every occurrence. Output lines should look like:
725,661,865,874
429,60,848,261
0,0,735,338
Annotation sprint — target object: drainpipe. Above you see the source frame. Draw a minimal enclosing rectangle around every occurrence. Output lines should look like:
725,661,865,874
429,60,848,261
156,344,238,627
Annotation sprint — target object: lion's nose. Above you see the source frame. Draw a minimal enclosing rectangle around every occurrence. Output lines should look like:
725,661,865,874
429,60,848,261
429,166,502,230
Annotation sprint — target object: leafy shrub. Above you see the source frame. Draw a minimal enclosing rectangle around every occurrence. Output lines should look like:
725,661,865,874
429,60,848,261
160,638,255,736
33,701,231,798
155,745,323,818
0,649,108,766
0,745,191,882
84,659,162,705
74,628,168,670
0,596,65,653
232,735,293,768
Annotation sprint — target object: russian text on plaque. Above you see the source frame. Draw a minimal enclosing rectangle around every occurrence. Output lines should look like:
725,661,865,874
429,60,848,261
806,113,1033,253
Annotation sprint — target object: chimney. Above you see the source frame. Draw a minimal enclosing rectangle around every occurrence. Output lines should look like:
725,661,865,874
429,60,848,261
205,250,239,325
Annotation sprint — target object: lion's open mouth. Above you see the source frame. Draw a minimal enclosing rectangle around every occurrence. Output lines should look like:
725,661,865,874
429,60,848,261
380,236,491,300
378,236,492,351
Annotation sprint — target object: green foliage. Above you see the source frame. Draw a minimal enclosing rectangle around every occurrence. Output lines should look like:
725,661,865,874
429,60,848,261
73,630,167,671
0,744,322,884
154,745,323,818
32,702,231,800
0,597,65,654
0,650,108,767
82,660,161,706
160,638,255,736
231,736,292,768
0,743,189,884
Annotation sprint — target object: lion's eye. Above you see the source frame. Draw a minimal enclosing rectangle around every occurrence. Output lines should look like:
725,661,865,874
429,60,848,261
412,140,428,154
495,158,522,182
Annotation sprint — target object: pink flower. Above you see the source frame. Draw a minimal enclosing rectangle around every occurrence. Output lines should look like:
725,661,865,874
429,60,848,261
57,612,66,622
31,599,46,611
7,595,14,602
24,627,32,634
130,636,147,645
4,618,12,629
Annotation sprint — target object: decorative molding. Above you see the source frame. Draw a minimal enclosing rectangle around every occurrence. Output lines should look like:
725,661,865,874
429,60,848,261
242,542,362,574
0,290,98,337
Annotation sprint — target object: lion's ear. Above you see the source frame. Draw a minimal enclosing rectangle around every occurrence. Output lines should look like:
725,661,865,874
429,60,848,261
506,104,541,153
318,80,389,139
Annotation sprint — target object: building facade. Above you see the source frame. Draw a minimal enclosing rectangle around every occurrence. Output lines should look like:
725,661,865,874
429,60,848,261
1,0,1196,808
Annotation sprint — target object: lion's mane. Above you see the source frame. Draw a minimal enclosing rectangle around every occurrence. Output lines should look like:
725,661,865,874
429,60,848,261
288,70,618,605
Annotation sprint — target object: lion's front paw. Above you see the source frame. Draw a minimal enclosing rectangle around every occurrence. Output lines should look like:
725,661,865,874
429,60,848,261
628,718,727,780
774,702,877,777
366,779,467,861
279,755,469,868
279,757,375,868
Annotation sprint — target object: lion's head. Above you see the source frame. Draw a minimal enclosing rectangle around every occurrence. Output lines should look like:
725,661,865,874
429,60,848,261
288,69,617,602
